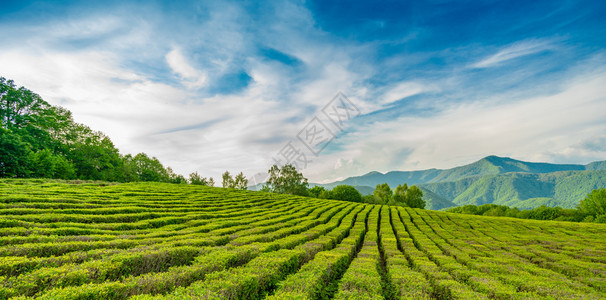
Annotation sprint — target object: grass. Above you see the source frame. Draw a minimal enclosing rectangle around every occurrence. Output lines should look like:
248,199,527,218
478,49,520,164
0,179,604,299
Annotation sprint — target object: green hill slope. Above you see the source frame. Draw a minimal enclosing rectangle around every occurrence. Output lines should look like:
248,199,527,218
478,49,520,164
418,187,457,210
420,170,606,209
319,168,443,189
0,179,604,299
317,156,606,210
427,155,587,183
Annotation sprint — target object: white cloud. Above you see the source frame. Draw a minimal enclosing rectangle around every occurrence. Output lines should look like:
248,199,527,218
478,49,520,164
166,48,207,89
472,38,556,68
1,1,605,186
300,68,606,181
381,81,433,105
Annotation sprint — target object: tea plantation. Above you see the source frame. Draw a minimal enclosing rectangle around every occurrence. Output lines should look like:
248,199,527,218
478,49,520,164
0,179,604,299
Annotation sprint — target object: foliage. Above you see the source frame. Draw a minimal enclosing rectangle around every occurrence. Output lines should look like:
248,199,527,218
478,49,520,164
446,203,589,222
166,168,187,184
329,185,363,203
308,186,327,198
392,184,425,208
221,171,248,189
324,156,606,210
0,76,194,183
189,172,214,186
419,170,606,210
373,183,392,204
222,171,234,188
234,172,248,190
0,179,604,299
578,188,606,218
265,164,309,196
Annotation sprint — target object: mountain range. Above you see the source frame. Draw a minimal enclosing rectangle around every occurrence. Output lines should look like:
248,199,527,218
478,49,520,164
313,156,606,210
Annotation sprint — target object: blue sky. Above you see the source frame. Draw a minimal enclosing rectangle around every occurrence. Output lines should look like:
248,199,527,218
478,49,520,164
1,0,606,183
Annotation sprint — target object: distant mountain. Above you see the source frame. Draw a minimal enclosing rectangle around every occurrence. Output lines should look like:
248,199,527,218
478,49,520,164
427,155,587,183
319,156,598,189
315,156,606,210
319,169,443,189
421,170,606,209
417,187,457,210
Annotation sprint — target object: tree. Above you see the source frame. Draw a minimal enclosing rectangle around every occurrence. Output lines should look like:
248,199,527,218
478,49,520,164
392,183,409,204
319,190,332,199
391,183,425,208
68,125,125,181
222,171,235,188
0,127,32,178
0,76,186,182
406,186,425,208
28,149,75,179
363,194,378,204
234,172,248,190
167,167,187,184
308,186,327,198
189,172,214,186
266,164,309,196
330,185,362,203
122,153,168,182
373,183,392,204
578,188,606,218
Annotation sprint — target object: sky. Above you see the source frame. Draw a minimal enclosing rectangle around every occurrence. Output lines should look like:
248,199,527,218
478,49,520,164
1,0,606,183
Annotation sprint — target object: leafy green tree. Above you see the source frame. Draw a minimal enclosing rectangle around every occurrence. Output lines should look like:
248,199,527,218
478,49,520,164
266,164,309,196
319,190,332,199
362,194,378,204
0,127,32,177
189,172,214,186
389,183,425,208
330,185,362,203
308,186,327,198
578,188,606,219
68,125,124,181
405,186,425,208
28,149,75,179
234,172,248,190
167,167,187,184
0,76,186,182
222,171,235,188
123,153,168,182
392,183,408,205
373,183,392,204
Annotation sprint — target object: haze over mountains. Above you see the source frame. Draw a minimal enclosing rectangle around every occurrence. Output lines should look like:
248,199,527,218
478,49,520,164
314,156,606,210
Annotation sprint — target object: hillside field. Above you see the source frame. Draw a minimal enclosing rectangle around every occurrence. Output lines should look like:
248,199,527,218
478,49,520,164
0,180,605,299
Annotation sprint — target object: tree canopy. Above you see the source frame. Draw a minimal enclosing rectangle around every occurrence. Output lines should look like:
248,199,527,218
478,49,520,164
392,183,425,208
264,164,309,196
578,188,606,220
308,186,327,198
330,185,363,202
373,183,392,204
0,76,187,183
222,171,248,189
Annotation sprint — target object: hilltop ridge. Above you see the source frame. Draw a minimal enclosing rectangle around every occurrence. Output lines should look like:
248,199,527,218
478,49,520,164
314,156,606,210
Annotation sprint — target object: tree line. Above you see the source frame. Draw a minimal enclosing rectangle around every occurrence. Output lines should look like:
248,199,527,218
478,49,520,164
0,76,249,187
446,188,606,223
261,164,426,208
1,75,420,209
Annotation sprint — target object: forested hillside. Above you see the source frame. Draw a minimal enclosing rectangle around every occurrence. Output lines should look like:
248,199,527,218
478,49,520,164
421,170,606,209
0,77,181,183
318,156,606,210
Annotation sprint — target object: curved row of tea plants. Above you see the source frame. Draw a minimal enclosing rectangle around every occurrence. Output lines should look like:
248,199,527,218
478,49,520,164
0,179,604,299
